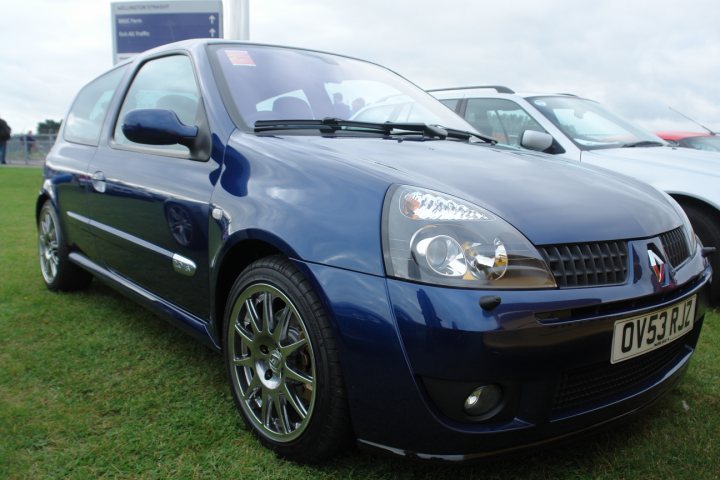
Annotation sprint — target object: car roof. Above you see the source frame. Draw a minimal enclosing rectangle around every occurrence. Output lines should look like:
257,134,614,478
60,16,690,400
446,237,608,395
428,86,579,100
427,85,516,94
134,38,386,69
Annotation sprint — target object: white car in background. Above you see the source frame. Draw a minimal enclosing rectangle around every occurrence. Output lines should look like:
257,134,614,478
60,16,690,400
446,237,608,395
430,86,719,303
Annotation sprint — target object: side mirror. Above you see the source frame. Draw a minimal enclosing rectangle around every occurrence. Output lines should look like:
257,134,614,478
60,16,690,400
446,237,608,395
122,109,198,148
520,130,553,152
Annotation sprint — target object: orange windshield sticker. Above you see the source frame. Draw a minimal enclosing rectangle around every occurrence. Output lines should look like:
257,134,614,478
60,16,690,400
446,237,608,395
225,50,256,66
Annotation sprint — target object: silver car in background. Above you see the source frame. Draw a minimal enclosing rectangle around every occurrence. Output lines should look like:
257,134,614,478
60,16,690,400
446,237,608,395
430,86,719,304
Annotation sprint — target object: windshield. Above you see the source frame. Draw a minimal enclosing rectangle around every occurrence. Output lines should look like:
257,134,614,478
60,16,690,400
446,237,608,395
527,96,664,150
211,44,473,132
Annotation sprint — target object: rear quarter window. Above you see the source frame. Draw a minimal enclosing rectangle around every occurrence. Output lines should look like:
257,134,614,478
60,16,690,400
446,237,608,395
64,66,127,146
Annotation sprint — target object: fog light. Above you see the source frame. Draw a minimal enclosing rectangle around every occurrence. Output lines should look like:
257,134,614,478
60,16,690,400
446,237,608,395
463,385,502,416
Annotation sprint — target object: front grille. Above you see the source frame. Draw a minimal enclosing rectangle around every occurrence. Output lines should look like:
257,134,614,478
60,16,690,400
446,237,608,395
660,227,690,267
539,241,628,288
552,340,687,413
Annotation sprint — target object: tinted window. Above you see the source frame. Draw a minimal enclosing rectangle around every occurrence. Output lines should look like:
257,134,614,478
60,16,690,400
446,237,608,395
465,98,546,146
64,66,127,146
114,55,200,154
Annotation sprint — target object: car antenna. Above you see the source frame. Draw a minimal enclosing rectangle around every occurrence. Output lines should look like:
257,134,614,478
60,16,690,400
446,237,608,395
668,106,716,136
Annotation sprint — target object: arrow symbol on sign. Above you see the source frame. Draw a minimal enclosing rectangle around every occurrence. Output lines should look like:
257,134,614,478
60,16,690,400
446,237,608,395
209,28,216,37
209,15,216,24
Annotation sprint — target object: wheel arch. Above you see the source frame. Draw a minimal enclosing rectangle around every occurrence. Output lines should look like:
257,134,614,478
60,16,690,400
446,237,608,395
212,238,280,342
212,229,315,345
671,193,720,305
35,180,56,223
669,193,720,224
36,193,50,222
210,231,348,356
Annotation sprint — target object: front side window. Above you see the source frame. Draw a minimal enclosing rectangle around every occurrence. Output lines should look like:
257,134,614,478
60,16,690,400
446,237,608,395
114,55,201,154
211,45,473,132
64,66,127,146
465,98,546,146
528,96,662,150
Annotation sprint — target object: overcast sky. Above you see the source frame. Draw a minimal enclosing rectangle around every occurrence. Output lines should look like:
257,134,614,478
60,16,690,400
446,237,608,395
1,0,719,134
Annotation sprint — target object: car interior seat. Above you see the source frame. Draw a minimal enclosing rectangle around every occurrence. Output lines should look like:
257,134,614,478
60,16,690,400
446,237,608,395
272,96,314,119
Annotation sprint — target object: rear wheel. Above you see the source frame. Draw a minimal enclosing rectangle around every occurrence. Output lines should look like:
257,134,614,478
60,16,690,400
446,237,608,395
37,200,92,291
223,256,351,462
682,203,720,305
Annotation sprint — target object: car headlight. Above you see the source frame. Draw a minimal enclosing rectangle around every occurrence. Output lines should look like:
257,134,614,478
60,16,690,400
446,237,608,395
382,185,556,289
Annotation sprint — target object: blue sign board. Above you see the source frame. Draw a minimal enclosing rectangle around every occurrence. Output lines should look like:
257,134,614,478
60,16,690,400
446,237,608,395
116,13,220,53
112,1,223,64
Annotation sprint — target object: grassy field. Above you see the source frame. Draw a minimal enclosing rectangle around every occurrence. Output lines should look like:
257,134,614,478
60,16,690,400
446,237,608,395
1,166,718,479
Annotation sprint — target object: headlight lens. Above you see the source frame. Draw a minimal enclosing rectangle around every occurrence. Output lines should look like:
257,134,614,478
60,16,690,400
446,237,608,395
382,185,556,289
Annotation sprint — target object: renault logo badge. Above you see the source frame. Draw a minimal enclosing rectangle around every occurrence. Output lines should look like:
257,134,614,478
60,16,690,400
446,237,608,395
648,250,666,283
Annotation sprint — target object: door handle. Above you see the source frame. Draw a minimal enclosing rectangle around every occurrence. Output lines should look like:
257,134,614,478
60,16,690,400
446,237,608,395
91,171,106,193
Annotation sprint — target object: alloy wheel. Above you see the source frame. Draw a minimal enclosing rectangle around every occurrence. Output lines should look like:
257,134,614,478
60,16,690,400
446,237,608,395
227,283,316,442
38,208,60,284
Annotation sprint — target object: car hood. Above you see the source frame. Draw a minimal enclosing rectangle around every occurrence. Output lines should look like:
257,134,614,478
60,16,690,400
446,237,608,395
582,145,720,178
245,135,681,245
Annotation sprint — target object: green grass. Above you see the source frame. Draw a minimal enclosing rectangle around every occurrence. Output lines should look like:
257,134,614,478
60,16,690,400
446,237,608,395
1,166,718,479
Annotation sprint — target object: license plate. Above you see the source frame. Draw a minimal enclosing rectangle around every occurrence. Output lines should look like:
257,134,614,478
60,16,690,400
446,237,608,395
611,295,696,364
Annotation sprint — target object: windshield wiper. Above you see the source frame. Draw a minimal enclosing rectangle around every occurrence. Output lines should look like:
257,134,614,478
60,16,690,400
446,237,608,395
621,140,664,148
254,118,495,143
442,127,497,144
255,118,447,137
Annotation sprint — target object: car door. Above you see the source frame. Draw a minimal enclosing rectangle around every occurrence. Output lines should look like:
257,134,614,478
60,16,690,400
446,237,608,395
51,65,127,262
87,54,218,320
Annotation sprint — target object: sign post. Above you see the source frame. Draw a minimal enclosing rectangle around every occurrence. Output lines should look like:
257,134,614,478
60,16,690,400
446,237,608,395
225,0,249,40
112,1,223,64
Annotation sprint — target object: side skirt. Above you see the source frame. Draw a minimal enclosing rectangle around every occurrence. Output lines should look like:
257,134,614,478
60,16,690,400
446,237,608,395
69,252,221,351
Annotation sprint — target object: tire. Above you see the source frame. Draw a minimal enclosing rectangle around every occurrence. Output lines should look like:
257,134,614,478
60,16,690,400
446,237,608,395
682,203,720,305
37,200,92,291
223,256,352,462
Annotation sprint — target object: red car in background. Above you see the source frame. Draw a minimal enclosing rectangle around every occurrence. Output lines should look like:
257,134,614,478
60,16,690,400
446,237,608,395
656,131,720,152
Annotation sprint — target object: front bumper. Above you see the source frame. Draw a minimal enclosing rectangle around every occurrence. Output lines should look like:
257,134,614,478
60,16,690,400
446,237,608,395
298,239,711,460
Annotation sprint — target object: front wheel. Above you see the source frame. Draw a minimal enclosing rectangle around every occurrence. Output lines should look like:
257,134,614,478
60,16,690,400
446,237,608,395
223,256,352,462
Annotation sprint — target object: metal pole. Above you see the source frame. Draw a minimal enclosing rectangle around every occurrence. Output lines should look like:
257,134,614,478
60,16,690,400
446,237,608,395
226,0,249,40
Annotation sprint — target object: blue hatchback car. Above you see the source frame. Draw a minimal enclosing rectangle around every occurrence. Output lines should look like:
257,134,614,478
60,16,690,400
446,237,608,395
38,40,712,462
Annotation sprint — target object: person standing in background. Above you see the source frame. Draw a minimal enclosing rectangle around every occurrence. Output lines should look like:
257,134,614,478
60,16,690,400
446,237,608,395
0,116,11,164
23,130,36,159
